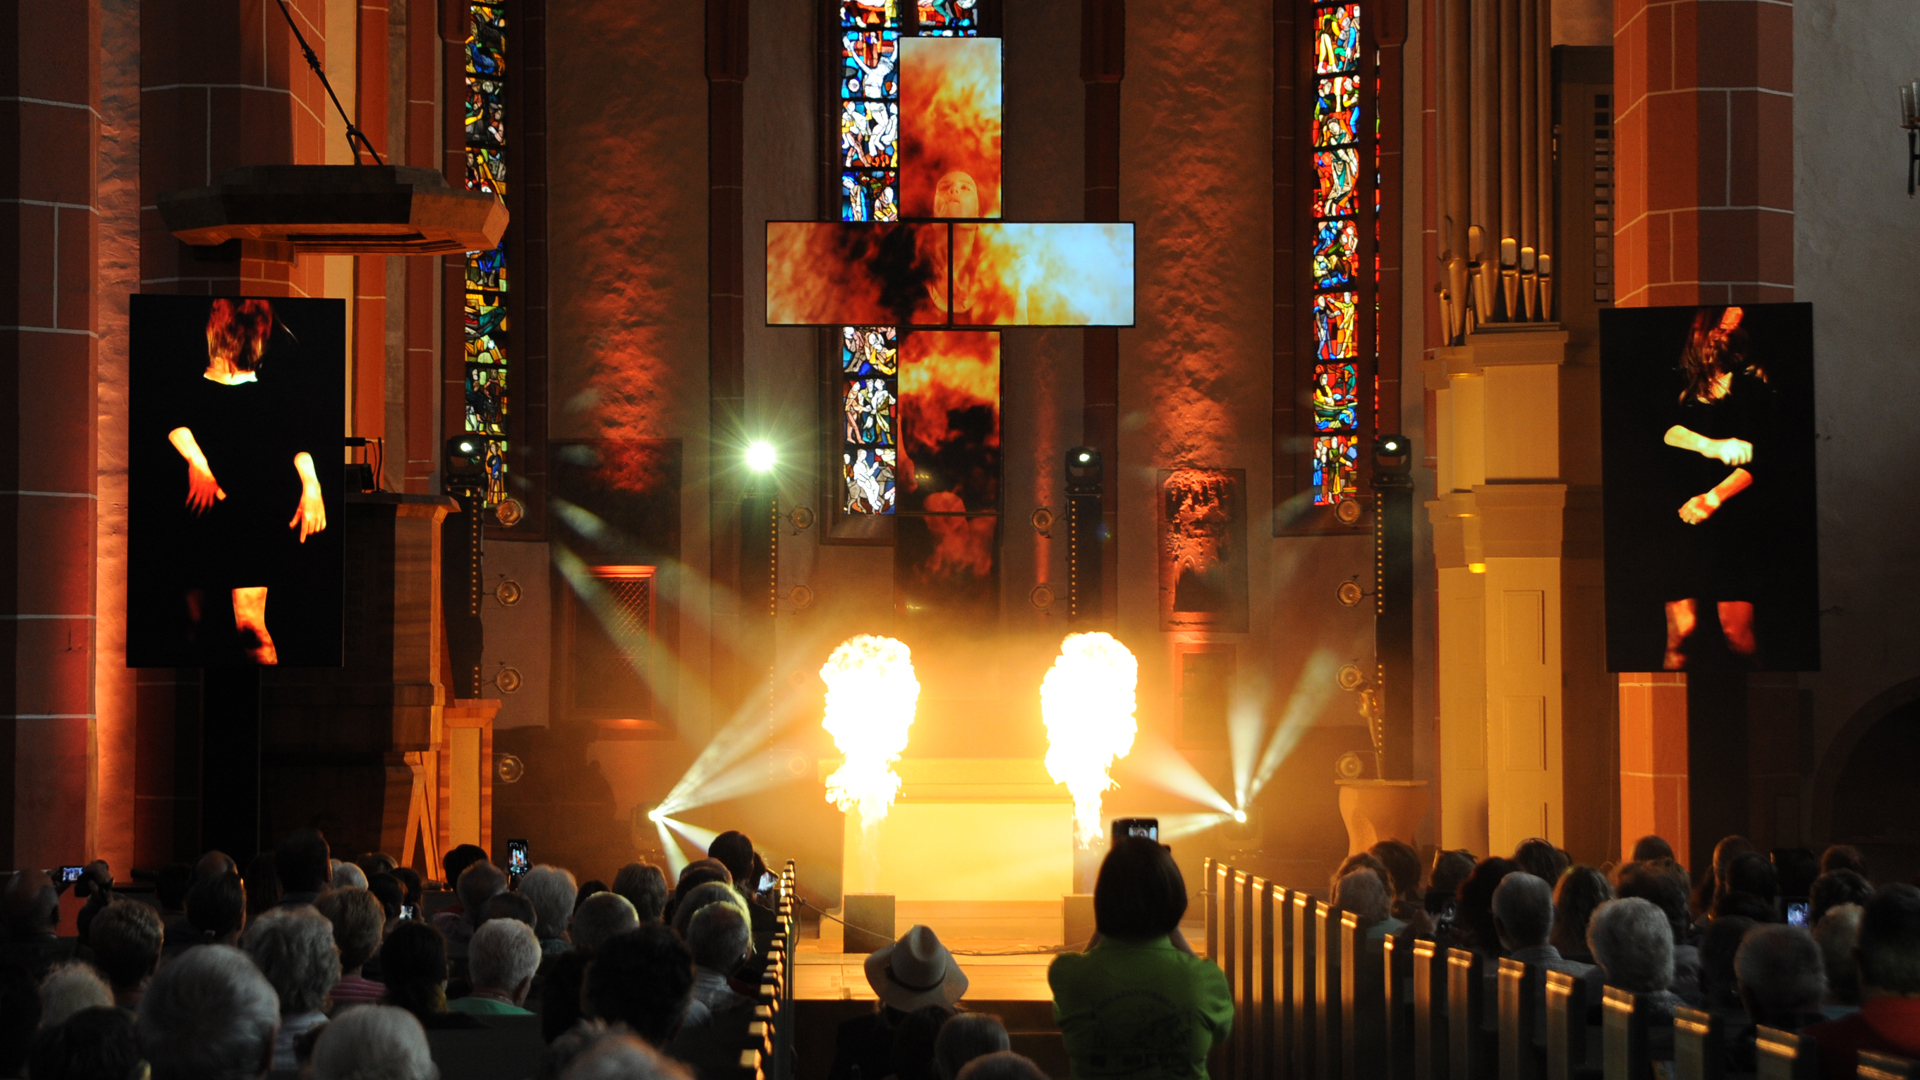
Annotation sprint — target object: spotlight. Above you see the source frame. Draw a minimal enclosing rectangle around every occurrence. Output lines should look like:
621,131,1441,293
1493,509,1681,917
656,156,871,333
1065,446,1103,493
646,807,665,823
444,434,492,487
1374,433,1413,475
1232,809,1247,824
746,440,778,474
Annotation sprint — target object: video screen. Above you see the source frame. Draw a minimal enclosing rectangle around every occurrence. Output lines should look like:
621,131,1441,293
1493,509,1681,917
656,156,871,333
898,37,1002,220
128,296,345,667
1600,303,1819,672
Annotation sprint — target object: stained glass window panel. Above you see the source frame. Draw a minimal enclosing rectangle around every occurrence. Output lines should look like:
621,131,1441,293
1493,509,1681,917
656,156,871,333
844,379,897,446
842,102,898,168
1315,5,1360,74
467,5,506,76
1311,435,1360,505
841,172,899,222
467,245,507,292
1312,220,1358,289
1313,76,1360,147
1314,292,1359,360
843,0,895,29
844,448,897,514
842,31,899,99
466,366,508,436
467,148,506,195
1313,148,1357,218
467,79,506,147
842,326,899,375
916,0,978,35
1312,363,1359,431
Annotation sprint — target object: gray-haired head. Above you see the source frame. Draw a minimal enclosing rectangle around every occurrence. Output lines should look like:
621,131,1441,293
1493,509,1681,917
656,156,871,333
570,892,640,954
1815,903,1864,1006
1736,923,1828,1019
955,1051,1051,1080
560,1029,691,1080
456,861,509,923
686,902,751,976
1332,868,1391,927
671,880,748,939
470,916,542,998
1588,897,1674,994
136,944,281,1080
1493,871,1556,949
39,961,113,1027
519,865,579,940
245,905,342,1014
935,1013,1012,1080
331,863,368,891
308,1004,437,1080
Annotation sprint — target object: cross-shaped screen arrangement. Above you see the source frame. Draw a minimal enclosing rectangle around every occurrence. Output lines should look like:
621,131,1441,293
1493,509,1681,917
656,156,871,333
771,1,1136,624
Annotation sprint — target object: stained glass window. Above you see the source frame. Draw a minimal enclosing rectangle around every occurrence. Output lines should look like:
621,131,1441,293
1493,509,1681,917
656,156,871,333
464,3,509,506
1309,1,1367,507
837,3,977,514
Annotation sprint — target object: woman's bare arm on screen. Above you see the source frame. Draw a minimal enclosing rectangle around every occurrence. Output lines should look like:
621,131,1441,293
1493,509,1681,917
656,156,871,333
1678,467,1754,524
168,427,225,512
1663,424,1752,466
288,451,328,542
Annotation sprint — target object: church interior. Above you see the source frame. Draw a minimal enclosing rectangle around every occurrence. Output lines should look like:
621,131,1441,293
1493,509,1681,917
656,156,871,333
5,0,1920,1076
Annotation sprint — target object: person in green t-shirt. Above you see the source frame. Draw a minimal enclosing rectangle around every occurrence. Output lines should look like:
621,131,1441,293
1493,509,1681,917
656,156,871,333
1048,837,1232,1080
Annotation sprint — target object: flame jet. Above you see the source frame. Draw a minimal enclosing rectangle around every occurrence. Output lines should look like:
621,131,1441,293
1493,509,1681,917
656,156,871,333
819,635,921,832
1041,632,1139,847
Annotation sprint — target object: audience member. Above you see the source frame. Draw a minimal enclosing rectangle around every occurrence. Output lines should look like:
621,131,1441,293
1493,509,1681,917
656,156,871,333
274,830,331,907
72,862,115,946
2,869,76,978
687,902,754,1013
435,859,507,950
155,862,193,945
1552,866,1613,965
889,1004,956,1080
1775,848,1821,905
520,864,580,962
1616,860,1702,1003
1329,851,1389,894
366,871,405,940
27,1005,142,1080
1493,871,1595,977
559,1029,692,1080
1426,849,1477,926
1,963,40,1077
575,880,610,911
86,900,163,1011
378,920,479,1030
1727,851,1780,909
1452,857,1517,956
1807,884,1920,1079
1736,924,1828,1031
1332,868,1401,946
573,892,642,953
935,1013,1012,1080
331,862,368,892
1369,839,1427,926
584,925,704,1046
242,852,281,920
39,962,113,1027
1700,916,1758,1014
665,861,730,926
308,1004,436,1080
484,890,539,931
1633,835,1676,863
440,844,489,894
1820,845,1870,881
315,886,386,1006
954,1051,1050,1080
392,867,424,913
1813,904,1864,1013
832,925,973,1080
186,870,247,948
1589,898,1682,1020
671,880,750,940
135,944,279,1080
1713,836,1757,898
245,905,340,1068
354,852,398,881
1713,890,1777,923
707,832,758,894
1049,837,1230,1080
1811,869,1874,927
451,917,541,1016
1513,837,1569,884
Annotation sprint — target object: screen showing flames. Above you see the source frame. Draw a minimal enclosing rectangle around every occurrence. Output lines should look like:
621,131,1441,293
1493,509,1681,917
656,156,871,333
767,221,1133,328
898,37,1001,220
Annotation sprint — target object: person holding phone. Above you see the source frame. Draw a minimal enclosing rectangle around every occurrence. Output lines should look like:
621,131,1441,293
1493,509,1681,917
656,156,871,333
1048,837,1231,1080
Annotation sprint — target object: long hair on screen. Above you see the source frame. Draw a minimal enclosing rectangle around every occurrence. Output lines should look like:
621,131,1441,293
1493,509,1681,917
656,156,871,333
206,298,275,372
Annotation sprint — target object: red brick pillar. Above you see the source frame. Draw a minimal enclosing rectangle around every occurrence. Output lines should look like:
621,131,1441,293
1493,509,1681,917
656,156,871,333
0,0,101,868
1612,0,1793,873
354,1,388,445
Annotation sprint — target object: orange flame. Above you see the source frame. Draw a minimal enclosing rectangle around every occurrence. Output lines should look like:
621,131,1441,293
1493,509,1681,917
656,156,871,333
899,37,1002,219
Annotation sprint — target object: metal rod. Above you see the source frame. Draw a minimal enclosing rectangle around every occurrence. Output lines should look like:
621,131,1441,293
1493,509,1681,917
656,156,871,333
274,0,385,165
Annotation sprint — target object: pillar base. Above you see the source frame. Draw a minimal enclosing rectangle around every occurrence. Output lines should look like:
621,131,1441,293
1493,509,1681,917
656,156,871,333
1336,780,1430,856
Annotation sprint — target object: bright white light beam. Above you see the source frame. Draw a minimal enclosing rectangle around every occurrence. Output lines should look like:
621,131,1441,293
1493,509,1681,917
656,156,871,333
1115,729,1234,816
1042,632,1139,847
659,816,721,860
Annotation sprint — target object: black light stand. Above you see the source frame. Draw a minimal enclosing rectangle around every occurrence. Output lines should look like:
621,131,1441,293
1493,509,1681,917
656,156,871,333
443,436,490,699
1372,434,1415,779
738,479,778,720
1065,446,1104,625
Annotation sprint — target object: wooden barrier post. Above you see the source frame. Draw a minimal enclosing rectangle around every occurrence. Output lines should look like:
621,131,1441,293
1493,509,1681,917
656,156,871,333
1242,872,1259,1080
1317,900,1343,1080
1205,858,1218,961
1544,970,1590,1080
1294,891,1320,1080
1383,933,1416,1080
1859,1052,1920,1080
1754,1027,1818,1080
1255,879,1276,1080
1223,869,1241,1080
1340,911,1385,1080
1671,1006,1722,1080
1498,958,1543,1080
1413,938,1448,1080
1447,948,1487,1080
1277,888,1298,1080
1601,987,1648,1080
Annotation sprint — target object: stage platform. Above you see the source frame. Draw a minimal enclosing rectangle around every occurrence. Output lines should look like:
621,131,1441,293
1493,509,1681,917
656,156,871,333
789,900,1210,1080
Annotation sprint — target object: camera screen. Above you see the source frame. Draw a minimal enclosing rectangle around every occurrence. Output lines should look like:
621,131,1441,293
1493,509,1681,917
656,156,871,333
59,866,83,883
508,841,528,874
1787,901,1810,927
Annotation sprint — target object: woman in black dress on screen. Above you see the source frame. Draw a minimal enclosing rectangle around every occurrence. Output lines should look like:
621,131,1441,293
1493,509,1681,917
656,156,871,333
1659,306,1772,670
166,299,328,665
